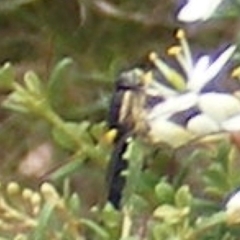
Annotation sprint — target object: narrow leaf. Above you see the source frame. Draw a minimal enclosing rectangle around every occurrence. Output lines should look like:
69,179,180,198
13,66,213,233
33,202,55,240
50,159,84,181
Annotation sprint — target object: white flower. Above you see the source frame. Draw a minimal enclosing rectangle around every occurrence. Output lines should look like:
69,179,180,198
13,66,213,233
148,45,236,120
177,0,224,22
147,30,236,119
143,30,238,147
149,30,236,95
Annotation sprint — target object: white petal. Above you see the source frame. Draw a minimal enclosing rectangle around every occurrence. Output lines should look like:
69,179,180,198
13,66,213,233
187,45,236,92
187,114,220,135
222,115,240,131
148,120,193,148
199,93,240,122
177,0,223,22
148,92,198,120
226,190,240,211
145,81,177,98
204,45,236,82
187,55,210,91
193,55,210,73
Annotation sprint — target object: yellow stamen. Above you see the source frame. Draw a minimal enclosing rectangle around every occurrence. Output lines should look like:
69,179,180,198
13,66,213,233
149,51,158,62
231,66,240,79
167,46,182,56
175,29,193,77
149,51,186,90
176,29,185,40
103,129,118,144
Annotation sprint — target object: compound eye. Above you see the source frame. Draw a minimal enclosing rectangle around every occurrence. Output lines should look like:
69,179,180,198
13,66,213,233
116,69,144,90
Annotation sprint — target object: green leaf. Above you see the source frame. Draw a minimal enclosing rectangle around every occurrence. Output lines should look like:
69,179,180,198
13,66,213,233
203,186,225,197
68,193,81,216
123,138,144,161
122,140,145,204
48,58,73,88
203,163,229,196
175,185,192,208
192,198,220,213
90,121,108,141
215,141,231,171
195,212,226,233
24,71,43,95
52,121,92,150
80,218,110,240
52,125,77,150
101,203,121,228
126,194,150,212
155,180,174,204
50,159,84,181
33,202,55,240
47,57,73,106
152,223,174,240
173,149,203,188
63,178,71,200
153,204,190,224
0,62,14,90
2,93,30,113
